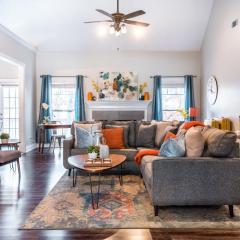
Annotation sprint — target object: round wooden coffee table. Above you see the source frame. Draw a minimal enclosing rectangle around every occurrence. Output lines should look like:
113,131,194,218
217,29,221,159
68,154,126,209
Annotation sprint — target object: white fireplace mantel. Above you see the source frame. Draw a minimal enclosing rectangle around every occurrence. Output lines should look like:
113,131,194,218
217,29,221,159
86,101,152,121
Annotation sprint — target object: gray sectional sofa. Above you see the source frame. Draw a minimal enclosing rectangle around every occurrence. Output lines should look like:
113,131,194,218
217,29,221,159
63,120,240,217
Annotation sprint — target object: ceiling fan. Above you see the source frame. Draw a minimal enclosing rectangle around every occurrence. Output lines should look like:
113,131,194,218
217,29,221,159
84,0,150,36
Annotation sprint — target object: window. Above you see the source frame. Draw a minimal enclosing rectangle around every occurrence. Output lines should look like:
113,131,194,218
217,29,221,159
162,78,185,121
52,78,75,124
2,86,19,139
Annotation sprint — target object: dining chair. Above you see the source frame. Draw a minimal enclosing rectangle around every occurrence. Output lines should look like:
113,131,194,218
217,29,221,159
49,121,66,152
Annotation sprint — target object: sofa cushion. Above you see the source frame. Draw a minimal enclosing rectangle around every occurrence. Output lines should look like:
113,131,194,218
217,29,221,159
105,124,129,148
151,121,173,147
105,121,136,148
136,124,156,148
140,155,159,192
71,148,137,161
0,150,21,164
109,148,138,162
202,127,237,157
185,127,205,157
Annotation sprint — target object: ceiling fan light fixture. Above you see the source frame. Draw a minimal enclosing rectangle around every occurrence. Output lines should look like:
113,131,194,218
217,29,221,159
115,30,121,37
109,25,115,34
120,24,127,34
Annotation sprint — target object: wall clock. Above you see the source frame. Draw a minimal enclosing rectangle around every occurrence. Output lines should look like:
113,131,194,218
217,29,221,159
207,76,218,105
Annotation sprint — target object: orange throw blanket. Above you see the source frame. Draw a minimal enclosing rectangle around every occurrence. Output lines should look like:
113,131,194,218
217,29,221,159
135,149,159,166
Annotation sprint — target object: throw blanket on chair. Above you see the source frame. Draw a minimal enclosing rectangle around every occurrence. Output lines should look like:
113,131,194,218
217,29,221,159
135,149,159,166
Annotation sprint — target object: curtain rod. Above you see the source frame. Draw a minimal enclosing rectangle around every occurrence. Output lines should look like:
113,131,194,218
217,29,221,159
150,75,197,79
40,75,88,78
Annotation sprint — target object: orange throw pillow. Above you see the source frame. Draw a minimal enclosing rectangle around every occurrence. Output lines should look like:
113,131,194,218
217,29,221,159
183,121,205,130
164,132,177,141
102,128,125,149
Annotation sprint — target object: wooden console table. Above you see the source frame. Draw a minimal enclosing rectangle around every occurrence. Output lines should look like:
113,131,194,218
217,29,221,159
38,124,71,153
0,140,20,150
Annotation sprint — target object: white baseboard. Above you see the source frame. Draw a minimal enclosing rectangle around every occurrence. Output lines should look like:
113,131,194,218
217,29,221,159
25,143,37,153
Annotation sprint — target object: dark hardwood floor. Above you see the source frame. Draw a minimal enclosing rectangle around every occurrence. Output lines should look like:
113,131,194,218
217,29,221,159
1,148,240,239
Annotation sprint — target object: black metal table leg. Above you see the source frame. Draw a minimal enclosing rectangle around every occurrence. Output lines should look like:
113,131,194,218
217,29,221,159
89,172,101,209
72,168,77,187
119,164,123,186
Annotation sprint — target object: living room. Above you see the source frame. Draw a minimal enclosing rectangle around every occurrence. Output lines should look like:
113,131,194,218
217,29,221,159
0,0,240,239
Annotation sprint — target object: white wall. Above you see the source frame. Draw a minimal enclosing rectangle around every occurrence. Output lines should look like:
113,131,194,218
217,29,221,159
0,25,36,151
0,60,18,79
201,0,240,129
36,51,201,120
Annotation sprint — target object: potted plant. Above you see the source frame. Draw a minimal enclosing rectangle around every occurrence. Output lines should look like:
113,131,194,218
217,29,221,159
0,132,10,143
87,145,100,160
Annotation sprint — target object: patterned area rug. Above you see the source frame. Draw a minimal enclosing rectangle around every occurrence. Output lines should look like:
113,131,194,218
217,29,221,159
22,173,240,229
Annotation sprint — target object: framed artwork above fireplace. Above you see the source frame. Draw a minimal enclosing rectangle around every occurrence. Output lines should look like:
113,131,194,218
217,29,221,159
98,72,138,101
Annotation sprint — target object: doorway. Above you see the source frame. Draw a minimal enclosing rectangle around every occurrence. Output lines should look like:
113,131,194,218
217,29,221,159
0,53,25,152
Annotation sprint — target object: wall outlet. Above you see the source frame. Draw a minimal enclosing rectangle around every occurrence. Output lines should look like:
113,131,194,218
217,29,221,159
232,19,238,28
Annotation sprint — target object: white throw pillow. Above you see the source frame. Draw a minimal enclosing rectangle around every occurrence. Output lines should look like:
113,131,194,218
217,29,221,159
74,123,102,148
185,127,205,157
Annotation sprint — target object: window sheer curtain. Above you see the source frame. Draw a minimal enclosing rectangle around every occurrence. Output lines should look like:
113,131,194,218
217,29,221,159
184,75,195,121
38,75,52,143
75,75,86,121
152,75,163,121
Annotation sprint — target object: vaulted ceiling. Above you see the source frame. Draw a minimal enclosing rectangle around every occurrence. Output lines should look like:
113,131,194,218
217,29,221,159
0,0,214,51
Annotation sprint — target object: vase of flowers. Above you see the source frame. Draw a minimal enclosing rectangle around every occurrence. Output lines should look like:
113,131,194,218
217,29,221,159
87,145,100,160
139,82,148,100
41,103,50,124
0,132,10,143
177,109,189,121
92,80,100,101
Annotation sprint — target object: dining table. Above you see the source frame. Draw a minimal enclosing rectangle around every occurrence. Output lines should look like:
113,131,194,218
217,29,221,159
38,123,72,153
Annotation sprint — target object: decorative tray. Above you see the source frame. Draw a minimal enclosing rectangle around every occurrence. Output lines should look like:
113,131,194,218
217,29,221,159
84,158,112,167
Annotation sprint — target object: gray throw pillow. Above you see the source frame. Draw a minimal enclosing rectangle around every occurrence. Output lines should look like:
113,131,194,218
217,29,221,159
105,125,129,148
202,127,237,157
135,121,152,147
136,124,156,148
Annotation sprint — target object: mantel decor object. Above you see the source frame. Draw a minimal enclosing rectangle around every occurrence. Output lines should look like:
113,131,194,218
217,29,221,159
99,137,110,160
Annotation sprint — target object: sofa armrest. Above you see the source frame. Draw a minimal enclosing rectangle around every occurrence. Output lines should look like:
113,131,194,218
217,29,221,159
151,157,240,206
63,136,74,169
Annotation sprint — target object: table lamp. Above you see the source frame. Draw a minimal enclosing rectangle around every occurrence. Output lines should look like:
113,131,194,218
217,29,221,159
189,107,198,121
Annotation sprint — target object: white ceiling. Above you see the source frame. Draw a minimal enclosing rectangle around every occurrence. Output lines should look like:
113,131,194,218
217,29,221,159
0,0,214,52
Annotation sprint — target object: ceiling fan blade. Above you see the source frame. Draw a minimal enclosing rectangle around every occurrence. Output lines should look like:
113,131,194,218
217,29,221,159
84,20,113,24
124,20,150,27
123,10,145,20
96,9,113,19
